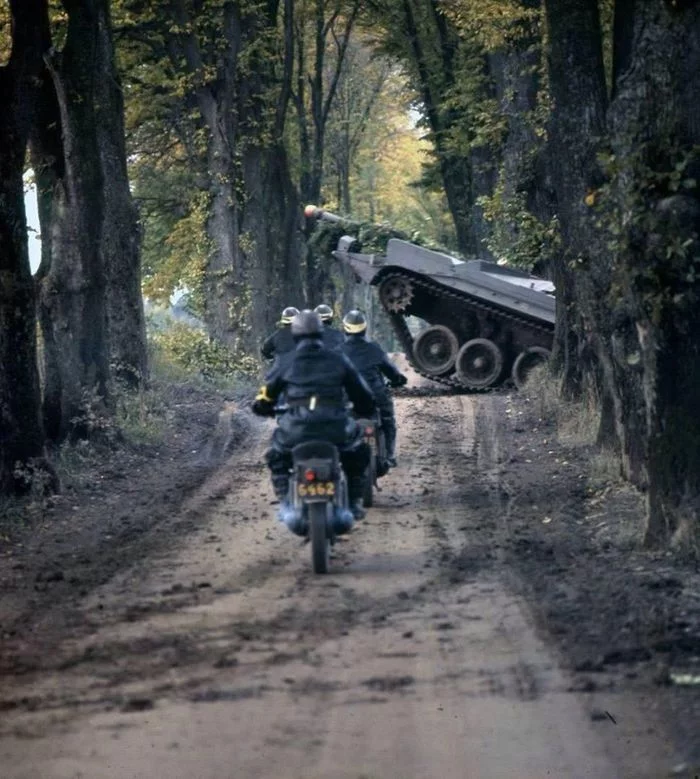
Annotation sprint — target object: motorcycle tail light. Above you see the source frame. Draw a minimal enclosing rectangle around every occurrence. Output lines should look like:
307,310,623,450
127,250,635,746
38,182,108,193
304,468,316,482
365,426,374,436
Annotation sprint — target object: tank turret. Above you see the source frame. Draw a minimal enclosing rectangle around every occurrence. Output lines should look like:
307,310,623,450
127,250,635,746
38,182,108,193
306,206,555,390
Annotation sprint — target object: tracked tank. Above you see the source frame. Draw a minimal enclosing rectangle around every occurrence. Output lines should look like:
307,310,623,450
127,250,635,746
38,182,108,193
306,206,555,390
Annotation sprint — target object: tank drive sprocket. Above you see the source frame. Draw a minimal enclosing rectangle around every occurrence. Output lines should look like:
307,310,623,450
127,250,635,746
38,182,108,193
379,275,414,313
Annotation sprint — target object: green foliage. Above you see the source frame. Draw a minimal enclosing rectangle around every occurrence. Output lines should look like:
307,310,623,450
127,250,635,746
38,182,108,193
478,179,560,270
441,45,507,157
590,142,700,325
149,321,258,380
141,189,210,315
114,383,169,446
0,1,10,66
442,0,540,50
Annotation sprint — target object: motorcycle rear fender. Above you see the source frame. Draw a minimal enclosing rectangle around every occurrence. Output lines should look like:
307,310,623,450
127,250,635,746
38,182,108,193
293,457,335,482
292,440,340,482
292,440,339,463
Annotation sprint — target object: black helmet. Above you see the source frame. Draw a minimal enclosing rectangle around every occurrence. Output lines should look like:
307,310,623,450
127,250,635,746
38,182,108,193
342,309,367,334
291,309,323,339
280,306,300,325
314,303,333,323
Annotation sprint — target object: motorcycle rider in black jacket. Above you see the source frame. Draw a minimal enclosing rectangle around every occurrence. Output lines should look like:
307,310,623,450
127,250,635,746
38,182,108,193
252,310,376,533
341,310,408,467
260,306,300,362
314,303,344,351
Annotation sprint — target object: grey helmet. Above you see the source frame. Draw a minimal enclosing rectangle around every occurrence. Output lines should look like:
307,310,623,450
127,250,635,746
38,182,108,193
342,309,367,334
291,309,324,339
314,303,334,323
280,306,300,325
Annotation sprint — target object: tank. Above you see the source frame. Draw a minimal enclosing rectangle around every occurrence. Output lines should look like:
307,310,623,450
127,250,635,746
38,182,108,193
305,206,555,390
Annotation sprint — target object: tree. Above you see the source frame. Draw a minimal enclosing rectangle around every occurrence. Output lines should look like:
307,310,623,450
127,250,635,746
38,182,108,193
543,0,608,399
364,0,498,257
139,0,303,346
322,40,392,215
291,0,360,207
600,0,700,545
0,0,47,491
32,0,147,441
544,0,700,545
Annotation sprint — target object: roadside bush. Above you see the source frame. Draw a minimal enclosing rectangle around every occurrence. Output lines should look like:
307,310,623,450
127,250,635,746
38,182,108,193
149,320,258,381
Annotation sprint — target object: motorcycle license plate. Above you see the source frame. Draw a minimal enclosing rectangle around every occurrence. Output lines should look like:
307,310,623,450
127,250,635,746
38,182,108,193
298,481,335,497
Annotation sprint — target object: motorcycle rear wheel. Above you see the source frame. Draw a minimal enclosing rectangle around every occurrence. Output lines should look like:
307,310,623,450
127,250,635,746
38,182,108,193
362,459,375,508
309,502,331,574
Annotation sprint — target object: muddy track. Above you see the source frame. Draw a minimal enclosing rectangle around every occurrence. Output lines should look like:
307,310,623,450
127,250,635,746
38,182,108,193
0,396,679,778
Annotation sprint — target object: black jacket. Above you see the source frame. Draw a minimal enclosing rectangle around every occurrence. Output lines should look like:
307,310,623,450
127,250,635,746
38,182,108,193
322,325,344,351
341,334,405,395
255,337,376,447
260,326,295,361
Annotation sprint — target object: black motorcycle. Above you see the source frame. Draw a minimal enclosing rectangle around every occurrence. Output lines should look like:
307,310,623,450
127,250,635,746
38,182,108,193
289,440,350,574
354,410,388,509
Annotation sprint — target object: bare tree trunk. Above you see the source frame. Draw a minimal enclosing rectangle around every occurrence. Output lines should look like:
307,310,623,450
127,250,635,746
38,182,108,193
203,127,241,346
544,0,608,398
398,0,489,257
94,0,148,387
242,143,304,340
36,0,113,441
603,1,700,546
0,0,47,492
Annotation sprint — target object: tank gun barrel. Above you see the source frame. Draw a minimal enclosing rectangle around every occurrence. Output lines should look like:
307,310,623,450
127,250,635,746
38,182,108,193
303,205,355,227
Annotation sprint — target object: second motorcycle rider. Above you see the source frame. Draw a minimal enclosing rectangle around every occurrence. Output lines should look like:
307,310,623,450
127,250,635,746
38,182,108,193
341,310,407,467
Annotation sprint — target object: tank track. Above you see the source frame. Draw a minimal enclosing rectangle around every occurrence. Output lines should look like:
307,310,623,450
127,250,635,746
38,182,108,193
381,270,553,392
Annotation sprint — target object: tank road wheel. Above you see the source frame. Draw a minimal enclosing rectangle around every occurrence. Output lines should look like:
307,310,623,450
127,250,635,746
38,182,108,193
379,276,414,313
512,347,551,388
455,338,504,389
412,325,459,376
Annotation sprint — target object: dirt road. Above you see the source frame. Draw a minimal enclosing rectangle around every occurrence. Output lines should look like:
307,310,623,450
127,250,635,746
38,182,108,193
0,395,678,778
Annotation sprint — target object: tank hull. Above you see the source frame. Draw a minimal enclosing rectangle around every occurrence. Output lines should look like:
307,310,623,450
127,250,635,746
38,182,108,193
332,238,555,390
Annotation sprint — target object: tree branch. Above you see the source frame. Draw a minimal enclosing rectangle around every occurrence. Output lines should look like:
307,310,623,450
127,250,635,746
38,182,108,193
322,0,359,125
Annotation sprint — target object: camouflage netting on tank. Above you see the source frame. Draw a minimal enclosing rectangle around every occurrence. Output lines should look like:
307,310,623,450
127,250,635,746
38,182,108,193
307,218,412,351
307,217,410,258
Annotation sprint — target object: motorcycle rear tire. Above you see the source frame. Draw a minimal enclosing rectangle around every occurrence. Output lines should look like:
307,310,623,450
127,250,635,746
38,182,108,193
310,503,330,574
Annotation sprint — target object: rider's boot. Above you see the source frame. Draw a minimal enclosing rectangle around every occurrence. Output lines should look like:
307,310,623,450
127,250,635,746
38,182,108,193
384,423,398,468
350,500,365,520
271,474,289,503
347,475,366,520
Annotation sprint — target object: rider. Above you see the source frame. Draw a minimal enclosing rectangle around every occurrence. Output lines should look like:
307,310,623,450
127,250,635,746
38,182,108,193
252,310,376,534
260,306,300,362
314,303,344,350
341,309,408,468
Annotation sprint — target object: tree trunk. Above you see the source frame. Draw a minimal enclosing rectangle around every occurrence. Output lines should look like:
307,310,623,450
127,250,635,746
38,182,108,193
0,0,47,492
242,142,304,339
486,5,558,272
94,0,148,387
37,0,112,441
544,0,608,398
604,1,700,545
399,0,483,257
203,125,241,346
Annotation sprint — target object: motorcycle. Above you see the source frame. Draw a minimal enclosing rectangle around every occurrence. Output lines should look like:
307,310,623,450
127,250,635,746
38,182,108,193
354,410,388,509
289,440,351,574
